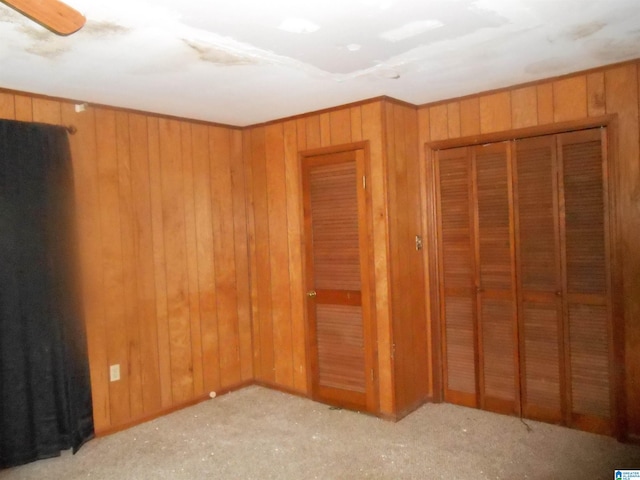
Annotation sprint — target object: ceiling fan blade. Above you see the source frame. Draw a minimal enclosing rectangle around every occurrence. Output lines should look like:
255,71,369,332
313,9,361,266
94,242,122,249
2,0,85,35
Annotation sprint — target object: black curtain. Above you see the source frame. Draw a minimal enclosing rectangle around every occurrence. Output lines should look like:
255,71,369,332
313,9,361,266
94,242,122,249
0,119,94,469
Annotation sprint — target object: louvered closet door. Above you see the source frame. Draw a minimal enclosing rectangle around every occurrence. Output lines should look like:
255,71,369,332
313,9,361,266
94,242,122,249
558,129,613,435
436,147,477,407
302,149,374,412
473,143,519,415
513,135,564,424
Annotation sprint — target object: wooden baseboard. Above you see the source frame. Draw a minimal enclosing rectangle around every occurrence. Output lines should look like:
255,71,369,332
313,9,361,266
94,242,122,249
252,380,310,399
95,380,253,437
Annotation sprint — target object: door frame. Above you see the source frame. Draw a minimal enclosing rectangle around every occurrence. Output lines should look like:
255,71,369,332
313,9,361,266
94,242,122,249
299,141,379,414
424,115,626,439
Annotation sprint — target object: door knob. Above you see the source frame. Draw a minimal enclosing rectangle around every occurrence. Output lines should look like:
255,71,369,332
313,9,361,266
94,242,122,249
306,290,317,298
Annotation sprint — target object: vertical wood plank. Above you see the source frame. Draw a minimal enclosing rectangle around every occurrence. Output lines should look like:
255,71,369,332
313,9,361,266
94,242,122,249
418,107,431,145
305,115,321,150
94,107,130,425
329,108,352,145
127,113,162,415
147,117,172,408
31,98,61,124
511,86,538,129
362,100,394,415
350,106,363,142
553,76,588,122
243,129,261,380
115,111,143,419
320,112,331,146
606,64,640,436
429,104,449,141
180,122,204,397
14,95,33,122
265,123,294,388
587,72,606,117
159,118,193,404
192,124,221,393
230,128,253,382
284,119,307,392
250,127,275,382
0,92,15,119
447,102,461,138
537,83,554,125
296,118,308,151
61,104,111,431
210,126,242,387
479,92,511,133
460,98,481,137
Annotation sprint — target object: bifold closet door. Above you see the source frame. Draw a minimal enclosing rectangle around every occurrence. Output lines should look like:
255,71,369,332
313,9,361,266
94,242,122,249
513,135,565,424
436,128,614,435
558,129,613,435
473,143,518,415
436,147,478,408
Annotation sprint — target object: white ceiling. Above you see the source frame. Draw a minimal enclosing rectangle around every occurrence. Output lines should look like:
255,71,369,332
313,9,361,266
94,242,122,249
1,0,639,126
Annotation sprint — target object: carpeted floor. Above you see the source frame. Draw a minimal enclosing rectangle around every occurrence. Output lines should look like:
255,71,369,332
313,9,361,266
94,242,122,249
2,385,639,479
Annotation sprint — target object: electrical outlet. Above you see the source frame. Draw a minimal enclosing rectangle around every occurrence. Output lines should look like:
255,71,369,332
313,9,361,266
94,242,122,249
109,364,120,382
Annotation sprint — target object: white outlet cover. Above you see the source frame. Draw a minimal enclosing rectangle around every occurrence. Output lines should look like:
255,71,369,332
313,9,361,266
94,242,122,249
110,364,120,382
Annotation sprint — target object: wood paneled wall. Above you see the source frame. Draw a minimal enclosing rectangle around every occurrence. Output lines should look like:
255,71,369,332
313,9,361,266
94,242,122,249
383,101,430,416
418,61,640,437
242,102,398,416
0,91,253,434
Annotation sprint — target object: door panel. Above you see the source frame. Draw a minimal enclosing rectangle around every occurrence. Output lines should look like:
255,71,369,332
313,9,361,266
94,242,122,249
513,135,564,423
473,143,518,414
302,149,375,412
436,147,477,407
558,129,612,434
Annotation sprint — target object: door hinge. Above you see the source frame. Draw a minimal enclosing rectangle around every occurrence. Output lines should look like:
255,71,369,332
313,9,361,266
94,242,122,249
362,175,366,189
371,368,374,381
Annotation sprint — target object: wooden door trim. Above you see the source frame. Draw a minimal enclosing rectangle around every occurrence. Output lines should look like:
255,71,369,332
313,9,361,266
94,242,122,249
299,141,379,414
425,117,626,439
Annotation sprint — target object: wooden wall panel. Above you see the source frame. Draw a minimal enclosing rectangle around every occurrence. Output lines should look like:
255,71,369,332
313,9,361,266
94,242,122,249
511,86,538,129
0,90,251,433
384,101,429,417
553,76,588,122
479,92,511,133
605,64,640,437
244,101,394,415
419,61,640,438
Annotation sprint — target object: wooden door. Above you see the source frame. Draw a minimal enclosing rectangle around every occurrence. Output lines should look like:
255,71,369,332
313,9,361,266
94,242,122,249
513,135,565,424
558,128,613,435
436,146,478,408
302,149,376,412
472,143,519,415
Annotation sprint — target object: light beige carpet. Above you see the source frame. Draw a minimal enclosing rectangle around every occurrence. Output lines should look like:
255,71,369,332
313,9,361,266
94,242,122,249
2,385,639,479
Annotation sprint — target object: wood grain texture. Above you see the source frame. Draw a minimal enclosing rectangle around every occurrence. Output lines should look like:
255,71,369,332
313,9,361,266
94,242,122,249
447,102,461,138
553,76,588,122
265,123,294,388
605,63,640,436
0,92,249,433
511,86,538,129
460,98,480,137
284,120,307,392
384,101,429,416
479,92,511,134
429,104,448,141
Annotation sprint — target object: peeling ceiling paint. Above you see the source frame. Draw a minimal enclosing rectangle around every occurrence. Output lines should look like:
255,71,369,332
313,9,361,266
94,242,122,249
0,0,639,126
